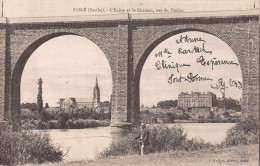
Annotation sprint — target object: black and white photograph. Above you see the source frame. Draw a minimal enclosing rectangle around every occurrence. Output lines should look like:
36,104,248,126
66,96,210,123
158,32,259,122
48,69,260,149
0,0,259,165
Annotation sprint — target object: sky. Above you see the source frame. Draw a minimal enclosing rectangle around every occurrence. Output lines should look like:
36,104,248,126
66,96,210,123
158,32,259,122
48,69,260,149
6,0,253,107
140,31,242,107
21,36,112,106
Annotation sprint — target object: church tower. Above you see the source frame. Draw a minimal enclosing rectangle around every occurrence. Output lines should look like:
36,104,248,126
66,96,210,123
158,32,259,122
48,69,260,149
93,77,100,108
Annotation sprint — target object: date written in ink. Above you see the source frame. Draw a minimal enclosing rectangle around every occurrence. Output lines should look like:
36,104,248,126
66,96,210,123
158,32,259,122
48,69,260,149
211,78,243,94
229,79,242,89
211,78,226,95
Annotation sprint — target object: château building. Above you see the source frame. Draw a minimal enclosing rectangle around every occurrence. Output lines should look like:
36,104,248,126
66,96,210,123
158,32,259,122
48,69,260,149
178,91,217,109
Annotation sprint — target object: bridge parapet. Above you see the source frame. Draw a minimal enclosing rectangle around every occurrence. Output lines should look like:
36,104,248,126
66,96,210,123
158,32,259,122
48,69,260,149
5,9,259,25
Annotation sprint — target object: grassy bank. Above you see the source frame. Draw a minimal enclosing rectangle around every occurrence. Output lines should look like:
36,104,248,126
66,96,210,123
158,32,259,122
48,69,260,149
99,115,258,157
99,124,214,157
0,130,64,165
31,144,259,166
7,114,259,165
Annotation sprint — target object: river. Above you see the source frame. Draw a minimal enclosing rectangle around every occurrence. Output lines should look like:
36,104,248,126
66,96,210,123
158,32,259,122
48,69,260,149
37,123,235,161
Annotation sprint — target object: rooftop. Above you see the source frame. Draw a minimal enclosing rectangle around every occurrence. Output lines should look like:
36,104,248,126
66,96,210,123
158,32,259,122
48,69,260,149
179,91,215,96
76,98,92,103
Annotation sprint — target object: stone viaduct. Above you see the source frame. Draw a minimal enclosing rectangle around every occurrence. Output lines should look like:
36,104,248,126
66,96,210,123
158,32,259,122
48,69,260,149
0,10,259,130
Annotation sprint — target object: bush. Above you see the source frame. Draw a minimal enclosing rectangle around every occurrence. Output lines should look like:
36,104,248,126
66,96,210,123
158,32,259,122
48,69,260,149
35,120,49,129
39,111,55,122
100,139,139,157
147,125,187,152
98,120,110,127
75,120,85,129
58,112,69,129
21,120,35,130
223,115,259,146
21,119,110,130
48,120,59,129
99,124,213,157
66,119,110,129
0,131,64,165
83,120,97,128
21,112,37,120
184,137,213,151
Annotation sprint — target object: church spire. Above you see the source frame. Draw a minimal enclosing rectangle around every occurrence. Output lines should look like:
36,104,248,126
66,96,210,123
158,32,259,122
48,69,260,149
1,0,3,17
95,76,99,88
93,75,100,108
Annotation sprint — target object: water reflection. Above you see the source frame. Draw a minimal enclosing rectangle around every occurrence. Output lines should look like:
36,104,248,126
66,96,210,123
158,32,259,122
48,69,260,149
40,127,112,161
36,123,235,161
171,123,235,144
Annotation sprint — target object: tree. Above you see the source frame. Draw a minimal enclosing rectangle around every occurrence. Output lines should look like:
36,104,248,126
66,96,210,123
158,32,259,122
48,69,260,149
157,100,178,109
21,102,37,112
37,77,43,118
182,112,190,120
207,111,215,119
166,112,175,123
58,112,69,129
217,98,240,110
39,110,54,122
223,111,231,118
57,98,65,111
45,103,49,109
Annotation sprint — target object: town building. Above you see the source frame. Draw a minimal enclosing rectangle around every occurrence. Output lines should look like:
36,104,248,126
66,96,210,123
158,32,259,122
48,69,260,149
58,77,108,112
60,97,77,112
76,98,93,109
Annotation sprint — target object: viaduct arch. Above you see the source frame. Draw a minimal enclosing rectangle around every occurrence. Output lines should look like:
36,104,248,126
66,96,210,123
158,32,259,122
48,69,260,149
0,10,259,130
13,32,114,130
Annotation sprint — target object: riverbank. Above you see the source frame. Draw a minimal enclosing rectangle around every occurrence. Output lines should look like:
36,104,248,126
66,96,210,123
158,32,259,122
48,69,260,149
22,119,110,130
28,144,258,166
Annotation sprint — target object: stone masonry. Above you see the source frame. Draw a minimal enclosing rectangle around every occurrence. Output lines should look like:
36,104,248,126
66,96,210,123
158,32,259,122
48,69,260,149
0,18,6,122
0,11,259,130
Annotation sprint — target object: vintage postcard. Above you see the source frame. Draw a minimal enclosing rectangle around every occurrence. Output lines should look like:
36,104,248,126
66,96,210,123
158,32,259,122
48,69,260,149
0,0,259,165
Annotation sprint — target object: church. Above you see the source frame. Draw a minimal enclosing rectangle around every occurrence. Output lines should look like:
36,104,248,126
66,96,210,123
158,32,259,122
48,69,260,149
59,77,102,112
